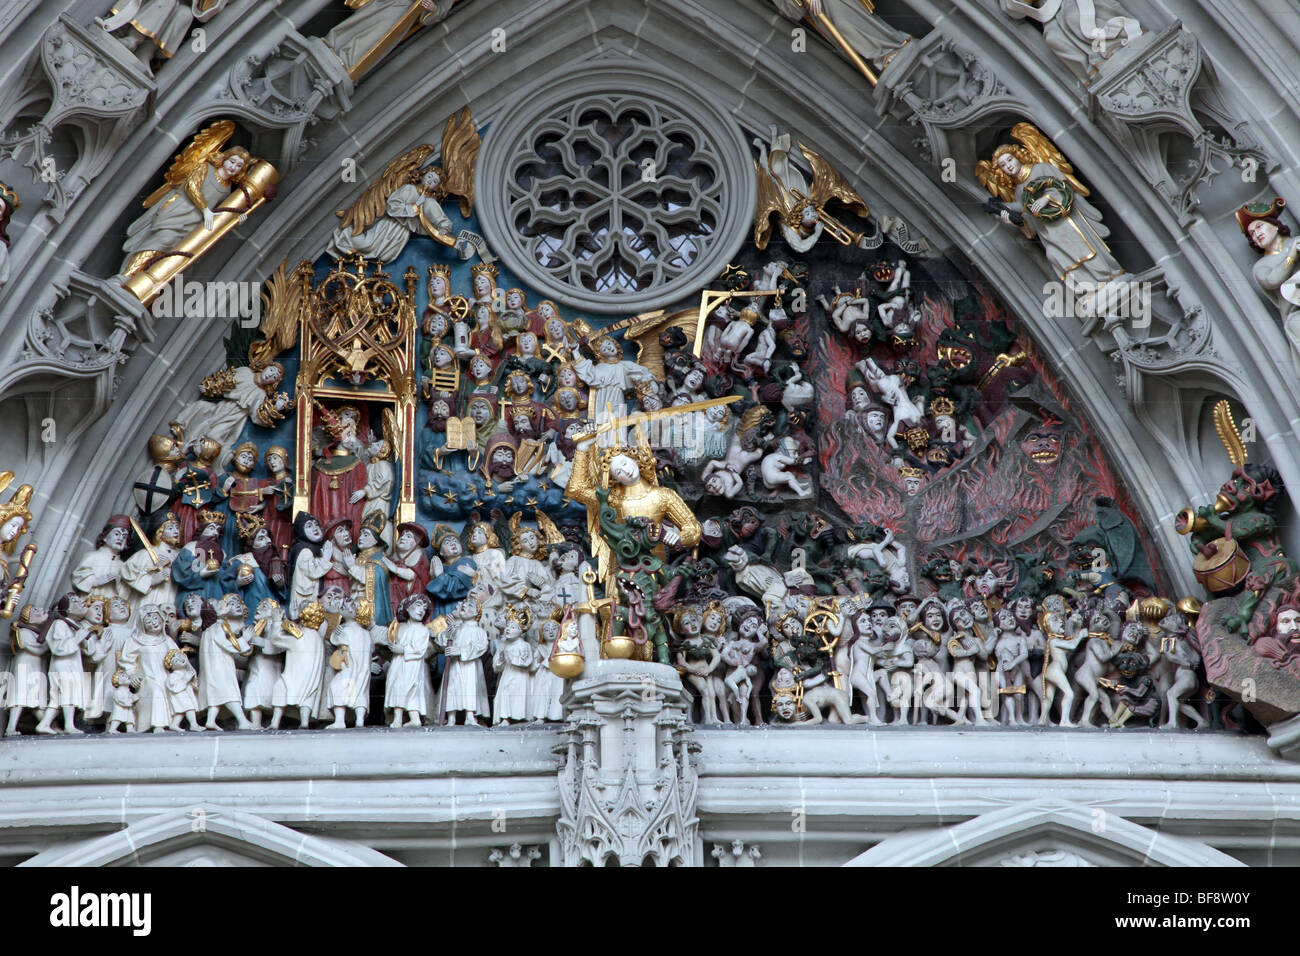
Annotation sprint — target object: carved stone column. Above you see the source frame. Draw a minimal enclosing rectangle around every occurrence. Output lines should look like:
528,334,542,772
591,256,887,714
554,659,700,867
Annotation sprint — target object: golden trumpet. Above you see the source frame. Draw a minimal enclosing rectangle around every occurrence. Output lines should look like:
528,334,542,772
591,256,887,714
1174,508,1208,536
789,187,861,246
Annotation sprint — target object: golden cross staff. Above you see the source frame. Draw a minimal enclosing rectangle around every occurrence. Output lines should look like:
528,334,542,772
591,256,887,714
799,0,879,86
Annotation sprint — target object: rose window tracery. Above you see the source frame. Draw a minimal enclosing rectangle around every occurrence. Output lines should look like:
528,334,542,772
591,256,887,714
475,62,754,313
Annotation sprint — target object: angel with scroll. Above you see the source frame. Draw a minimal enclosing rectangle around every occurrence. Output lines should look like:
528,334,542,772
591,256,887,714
118,121,254,277
753,131,873,254
327,109,479,264
976,123,1129,321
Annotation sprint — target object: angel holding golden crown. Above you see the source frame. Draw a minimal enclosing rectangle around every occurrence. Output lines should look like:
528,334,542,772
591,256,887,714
327,108,479,264
976,123,1129,313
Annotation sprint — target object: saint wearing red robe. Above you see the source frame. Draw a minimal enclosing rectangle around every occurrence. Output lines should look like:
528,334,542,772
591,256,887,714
310,406,368,533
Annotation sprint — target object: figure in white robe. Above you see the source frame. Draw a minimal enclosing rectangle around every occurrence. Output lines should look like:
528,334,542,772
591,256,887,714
269,611,325,729
119,149,248,273
116,606,180,733
83,599,133,721
528,620,565,722
326,600,375,728
164,649,202,730
772,0,911,73
492,611,533,724
998,0,1142,82
382,595,437,726
173,365,291,467
4,609,51,735
71,527,128,601
198,596,255,729
570,340,655,446
38,613,89,733
121,540,182,619
242,598,284,728
358,444,395,542
289,539,333,618
438,598,489,725
499,535,555,622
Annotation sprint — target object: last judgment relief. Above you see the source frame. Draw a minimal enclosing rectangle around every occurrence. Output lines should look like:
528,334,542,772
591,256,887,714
6,21,1295,738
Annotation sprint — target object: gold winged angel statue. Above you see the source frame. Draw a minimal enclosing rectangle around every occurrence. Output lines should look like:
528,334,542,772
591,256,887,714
975,122,1129,316
169,257,308,465
327,108,481,264
118,120,280,304
752,131,872,253
0,470,36,615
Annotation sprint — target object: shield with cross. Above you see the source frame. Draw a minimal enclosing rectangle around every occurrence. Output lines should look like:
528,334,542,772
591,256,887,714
133,465,176,516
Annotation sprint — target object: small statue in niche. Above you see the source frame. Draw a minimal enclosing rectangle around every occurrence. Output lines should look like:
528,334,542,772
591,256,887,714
97,0,232,66
997,0,1143,83
769,0,911,83
1236,198,1300,377
976,123,1129,322
322,0,457,78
